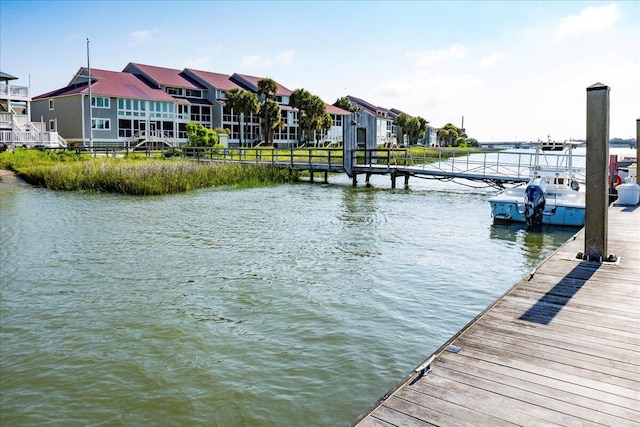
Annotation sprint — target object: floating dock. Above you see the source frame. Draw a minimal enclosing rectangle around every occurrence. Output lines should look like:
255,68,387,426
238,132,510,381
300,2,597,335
351,202,640,426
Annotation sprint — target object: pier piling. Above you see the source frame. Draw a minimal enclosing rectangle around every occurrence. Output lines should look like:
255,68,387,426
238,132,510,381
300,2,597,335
584,83,610,262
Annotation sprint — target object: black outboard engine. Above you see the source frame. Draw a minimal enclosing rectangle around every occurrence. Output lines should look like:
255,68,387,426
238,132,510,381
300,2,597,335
524,177,546,229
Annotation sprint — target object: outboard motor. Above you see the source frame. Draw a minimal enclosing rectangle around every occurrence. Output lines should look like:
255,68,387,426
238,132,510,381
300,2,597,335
524,177,546,229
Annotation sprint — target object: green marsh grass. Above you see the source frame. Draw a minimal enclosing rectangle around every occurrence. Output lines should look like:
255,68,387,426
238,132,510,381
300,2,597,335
0,149,298,195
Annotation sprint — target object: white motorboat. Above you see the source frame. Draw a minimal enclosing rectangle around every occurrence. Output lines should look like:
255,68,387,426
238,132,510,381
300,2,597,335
489,142,585,228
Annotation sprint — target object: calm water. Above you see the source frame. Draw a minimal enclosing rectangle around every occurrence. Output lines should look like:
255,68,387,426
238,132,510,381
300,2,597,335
0,172,576,426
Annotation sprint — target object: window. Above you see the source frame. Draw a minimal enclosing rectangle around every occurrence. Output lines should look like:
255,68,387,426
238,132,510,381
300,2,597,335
148,101,174,119
201,106,211,123
177,104,189,120
166,87,182,96
185,89,202,98
92,96,110,108
119,119,146,138
92,118,111,130
178,123,187,139
49,99,54,110
333,114,343,127
118,98,146,117
49,119,56,131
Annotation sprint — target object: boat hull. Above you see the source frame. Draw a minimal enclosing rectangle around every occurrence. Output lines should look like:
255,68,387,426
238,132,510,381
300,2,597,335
490,201,584,226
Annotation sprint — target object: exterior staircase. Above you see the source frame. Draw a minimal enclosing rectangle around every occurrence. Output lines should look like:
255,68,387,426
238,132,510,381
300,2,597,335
127,130,178,150
0,111,67,149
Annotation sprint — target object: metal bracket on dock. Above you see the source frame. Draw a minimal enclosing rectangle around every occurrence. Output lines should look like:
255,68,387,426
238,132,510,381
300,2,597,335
414,355,436,375
574,252,621,265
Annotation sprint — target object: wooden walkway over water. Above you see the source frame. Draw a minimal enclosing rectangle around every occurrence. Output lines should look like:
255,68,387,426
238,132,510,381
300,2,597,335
183,147,574,188
351,202,640,427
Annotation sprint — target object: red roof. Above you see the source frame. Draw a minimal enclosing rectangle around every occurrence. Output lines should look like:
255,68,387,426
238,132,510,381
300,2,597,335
185,69,241,91
325,103,350,115
125,63,200,90
34,67,176,101
231,73,293,96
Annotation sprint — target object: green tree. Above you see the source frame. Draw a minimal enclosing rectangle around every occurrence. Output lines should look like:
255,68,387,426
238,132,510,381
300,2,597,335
304,95,327,146
289,88,312,143
224,88,244,144
466,137,479,147
395,113,411,146
438,123,461,146
290,89,329,146
406,116,429,145
185,122,218,147
333,96,359,112
319,112,333,144
238,91,260,147
263,99,283,145
258,78,278,145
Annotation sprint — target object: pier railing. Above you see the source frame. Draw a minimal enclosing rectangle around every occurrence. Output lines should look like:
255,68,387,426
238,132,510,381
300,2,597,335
178,146,587,186
181,147,345,171
351,147,586,186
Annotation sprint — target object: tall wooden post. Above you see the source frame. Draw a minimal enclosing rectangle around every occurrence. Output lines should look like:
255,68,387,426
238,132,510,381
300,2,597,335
637,119,639,185
584,83,610,261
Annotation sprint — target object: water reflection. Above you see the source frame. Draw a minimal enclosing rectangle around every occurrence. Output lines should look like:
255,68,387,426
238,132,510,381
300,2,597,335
490,222,577,268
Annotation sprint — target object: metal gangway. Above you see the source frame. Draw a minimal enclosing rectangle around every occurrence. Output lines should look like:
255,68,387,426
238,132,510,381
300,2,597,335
351,147,586,189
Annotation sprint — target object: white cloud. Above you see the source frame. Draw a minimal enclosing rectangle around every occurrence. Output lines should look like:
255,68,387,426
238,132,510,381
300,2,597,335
130,29,157,44
184,46,224,70
407,44,467,67
479,52,505,68
239,51,294,69
277,50,294,65
554,3,619,41
372,71,482,122
239,54,271,68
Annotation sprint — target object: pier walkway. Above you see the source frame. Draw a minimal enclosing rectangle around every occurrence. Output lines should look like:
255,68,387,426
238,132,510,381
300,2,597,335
351,202,640,427
183,147,581,188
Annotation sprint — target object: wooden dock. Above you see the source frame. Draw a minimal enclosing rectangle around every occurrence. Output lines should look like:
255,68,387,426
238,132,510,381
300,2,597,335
351,202,640,427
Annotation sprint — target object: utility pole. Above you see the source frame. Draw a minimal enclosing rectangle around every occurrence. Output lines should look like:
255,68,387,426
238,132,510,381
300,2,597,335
87,38,93,151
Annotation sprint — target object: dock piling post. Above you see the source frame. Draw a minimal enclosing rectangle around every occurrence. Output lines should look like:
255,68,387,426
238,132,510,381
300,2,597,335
404,174,410,189
584,83,610,262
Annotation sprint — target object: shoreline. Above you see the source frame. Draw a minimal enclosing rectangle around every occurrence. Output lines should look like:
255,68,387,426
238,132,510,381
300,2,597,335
0,168,21,185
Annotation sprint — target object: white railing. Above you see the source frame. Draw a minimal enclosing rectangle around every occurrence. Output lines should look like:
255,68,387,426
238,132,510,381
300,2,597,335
0,84,29,99
127,130,178,149
0,130,67,148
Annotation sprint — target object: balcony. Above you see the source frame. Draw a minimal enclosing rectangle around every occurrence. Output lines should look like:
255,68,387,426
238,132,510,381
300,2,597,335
0,84,30,101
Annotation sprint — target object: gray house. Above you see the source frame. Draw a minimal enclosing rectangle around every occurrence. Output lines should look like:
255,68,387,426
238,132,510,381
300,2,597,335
31,63,352,150
31,67,179,149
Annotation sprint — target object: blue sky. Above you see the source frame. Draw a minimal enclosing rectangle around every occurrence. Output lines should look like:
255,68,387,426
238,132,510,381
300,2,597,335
1,1,638,141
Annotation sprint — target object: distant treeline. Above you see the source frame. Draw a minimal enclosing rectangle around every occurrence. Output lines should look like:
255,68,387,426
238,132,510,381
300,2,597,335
573,138,637,147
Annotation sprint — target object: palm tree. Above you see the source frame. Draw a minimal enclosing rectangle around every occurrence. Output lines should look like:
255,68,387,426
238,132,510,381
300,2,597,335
238,91,260,147
333,96,359,112
395,113,411,147
304,95,326,146
263,99,283,146
319,112,333,146
437,128,450,146
224,88,244,144
289,88,311,144
406,116,429,145
258,78,278,145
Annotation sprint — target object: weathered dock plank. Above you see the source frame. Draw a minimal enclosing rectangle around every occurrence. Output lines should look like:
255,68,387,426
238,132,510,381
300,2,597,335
351,203,640,427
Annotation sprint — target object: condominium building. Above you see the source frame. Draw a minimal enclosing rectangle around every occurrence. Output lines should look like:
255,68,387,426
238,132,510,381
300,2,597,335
31,63,351,150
